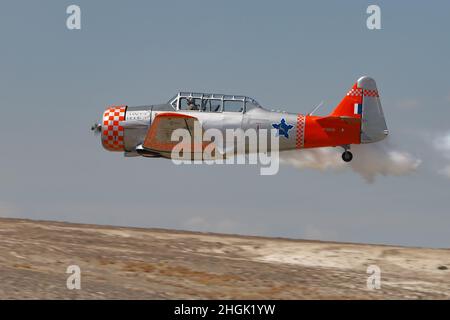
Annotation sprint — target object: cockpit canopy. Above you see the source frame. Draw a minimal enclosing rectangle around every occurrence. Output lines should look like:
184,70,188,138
168,92,262,113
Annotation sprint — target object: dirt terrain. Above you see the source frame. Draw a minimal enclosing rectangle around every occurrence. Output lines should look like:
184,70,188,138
0,218,449,299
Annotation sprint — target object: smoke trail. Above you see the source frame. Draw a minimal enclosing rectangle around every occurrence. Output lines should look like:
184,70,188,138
433,132,450,159
280,140,421,183
439,165,450,179
433,131,450,178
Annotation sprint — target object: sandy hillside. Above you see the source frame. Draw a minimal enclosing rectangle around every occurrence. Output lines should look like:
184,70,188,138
0,218,449,299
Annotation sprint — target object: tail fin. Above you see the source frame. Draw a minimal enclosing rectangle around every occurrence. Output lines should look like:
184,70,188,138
330,76,388,143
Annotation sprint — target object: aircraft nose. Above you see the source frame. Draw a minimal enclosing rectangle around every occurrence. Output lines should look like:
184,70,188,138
100,106,127,152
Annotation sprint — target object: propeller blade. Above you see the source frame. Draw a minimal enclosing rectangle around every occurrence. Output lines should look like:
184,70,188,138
91,123,102,135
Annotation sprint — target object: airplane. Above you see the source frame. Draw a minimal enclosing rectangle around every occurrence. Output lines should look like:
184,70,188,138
91,76,388,162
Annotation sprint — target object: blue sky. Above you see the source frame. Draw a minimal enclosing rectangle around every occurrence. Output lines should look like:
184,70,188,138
1,1,449,247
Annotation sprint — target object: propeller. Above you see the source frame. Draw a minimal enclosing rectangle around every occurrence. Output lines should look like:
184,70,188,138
91,123,102,136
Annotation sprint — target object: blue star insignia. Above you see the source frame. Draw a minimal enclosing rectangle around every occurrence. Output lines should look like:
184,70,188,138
272,118,294,139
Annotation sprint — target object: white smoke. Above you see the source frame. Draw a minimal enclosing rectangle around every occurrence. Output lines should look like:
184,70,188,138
439,165,450,179
433,132,450,178
433,132,450,159
280,140,421,183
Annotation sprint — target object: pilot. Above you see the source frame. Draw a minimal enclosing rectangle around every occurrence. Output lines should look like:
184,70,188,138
187,97,198,110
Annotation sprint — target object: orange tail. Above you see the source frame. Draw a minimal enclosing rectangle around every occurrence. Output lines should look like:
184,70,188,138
330,76,388,143
330,83,363,118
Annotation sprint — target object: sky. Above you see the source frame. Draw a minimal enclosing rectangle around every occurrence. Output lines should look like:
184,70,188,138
1,0,449,248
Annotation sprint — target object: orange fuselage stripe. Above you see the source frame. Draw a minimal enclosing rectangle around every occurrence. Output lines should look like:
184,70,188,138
302,115,361,148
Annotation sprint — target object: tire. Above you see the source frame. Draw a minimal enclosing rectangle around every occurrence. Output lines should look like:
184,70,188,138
342,151,353,162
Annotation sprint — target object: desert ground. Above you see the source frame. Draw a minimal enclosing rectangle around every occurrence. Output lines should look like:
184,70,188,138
0,218,448,299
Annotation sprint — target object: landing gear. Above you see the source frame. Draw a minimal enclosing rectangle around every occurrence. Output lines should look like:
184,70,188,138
342,150,353,162
340,145,353,162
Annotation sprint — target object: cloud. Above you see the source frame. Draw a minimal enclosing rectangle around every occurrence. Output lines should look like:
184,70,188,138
439,165,450,179
433,132,450,159
280,140,421,183
433,132,450,178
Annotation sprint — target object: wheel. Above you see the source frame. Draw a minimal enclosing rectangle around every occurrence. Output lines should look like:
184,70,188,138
342,151,353,162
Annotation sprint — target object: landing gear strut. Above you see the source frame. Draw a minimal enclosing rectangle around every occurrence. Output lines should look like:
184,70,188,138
341,145,353,162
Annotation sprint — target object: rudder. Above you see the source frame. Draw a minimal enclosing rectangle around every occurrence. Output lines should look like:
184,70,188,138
330,76,388,143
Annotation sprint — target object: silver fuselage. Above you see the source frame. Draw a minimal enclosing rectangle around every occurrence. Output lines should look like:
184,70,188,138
122,104,300,157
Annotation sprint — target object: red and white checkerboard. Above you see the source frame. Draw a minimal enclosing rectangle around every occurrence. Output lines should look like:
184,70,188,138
101,106,127,151
347,87,379,98
347,88,363,97
296,114,306,149
363,89,379,97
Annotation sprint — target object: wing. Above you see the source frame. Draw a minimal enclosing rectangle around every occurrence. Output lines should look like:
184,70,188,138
142,113,205,157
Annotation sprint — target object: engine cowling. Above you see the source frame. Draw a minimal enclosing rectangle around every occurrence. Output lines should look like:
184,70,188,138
101,105,127,152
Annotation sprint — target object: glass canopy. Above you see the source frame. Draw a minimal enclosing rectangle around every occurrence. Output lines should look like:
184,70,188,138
168,92,262,113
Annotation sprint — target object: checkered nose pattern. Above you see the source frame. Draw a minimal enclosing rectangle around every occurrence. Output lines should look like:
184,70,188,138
101,106,127,152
